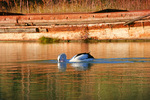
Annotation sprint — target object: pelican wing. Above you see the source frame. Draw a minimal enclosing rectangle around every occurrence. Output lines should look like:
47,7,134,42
70,53,94,62
73,54,87,60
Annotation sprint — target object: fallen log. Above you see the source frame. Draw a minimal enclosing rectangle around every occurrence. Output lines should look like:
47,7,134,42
124,13,150,26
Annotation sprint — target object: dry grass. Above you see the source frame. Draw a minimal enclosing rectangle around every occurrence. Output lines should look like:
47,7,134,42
7,0,150,13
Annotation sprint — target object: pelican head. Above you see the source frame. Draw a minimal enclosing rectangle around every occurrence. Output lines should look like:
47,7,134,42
57,53,67,62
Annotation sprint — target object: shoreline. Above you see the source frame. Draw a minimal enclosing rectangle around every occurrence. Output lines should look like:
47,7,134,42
0,10,150,42
1,38,150,43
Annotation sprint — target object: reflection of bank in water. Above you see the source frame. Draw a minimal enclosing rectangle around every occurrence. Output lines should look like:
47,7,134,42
58,62,93,72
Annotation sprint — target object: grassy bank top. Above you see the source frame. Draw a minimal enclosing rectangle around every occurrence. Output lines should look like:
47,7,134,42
0,0,150,14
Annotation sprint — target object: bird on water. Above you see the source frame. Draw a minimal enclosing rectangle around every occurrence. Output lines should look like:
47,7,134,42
57,52,94,62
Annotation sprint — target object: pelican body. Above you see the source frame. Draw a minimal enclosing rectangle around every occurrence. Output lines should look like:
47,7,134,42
57,53,94,62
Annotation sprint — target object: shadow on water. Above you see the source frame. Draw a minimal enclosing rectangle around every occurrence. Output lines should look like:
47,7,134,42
93,57,150,63
20,57,150,64
18,57,150,72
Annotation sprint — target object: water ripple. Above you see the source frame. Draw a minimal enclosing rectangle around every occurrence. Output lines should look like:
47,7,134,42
21,57,150,64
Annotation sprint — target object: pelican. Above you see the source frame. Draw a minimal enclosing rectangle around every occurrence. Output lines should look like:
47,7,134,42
57,53,94,62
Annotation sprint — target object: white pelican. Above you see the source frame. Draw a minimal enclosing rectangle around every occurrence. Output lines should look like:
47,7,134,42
57,53,94,62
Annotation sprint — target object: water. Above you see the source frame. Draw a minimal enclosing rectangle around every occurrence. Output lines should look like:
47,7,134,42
0,42,150,100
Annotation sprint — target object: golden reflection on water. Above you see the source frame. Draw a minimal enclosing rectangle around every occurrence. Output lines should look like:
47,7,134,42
0,42,150,100
0,42,150,62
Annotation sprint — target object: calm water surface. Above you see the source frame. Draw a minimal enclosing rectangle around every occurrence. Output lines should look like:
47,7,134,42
0,42,150,100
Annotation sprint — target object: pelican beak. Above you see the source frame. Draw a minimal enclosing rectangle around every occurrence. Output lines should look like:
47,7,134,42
59,59,64,62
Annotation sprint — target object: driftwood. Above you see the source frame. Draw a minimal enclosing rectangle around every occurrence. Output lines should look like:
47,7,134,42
124,13,150,26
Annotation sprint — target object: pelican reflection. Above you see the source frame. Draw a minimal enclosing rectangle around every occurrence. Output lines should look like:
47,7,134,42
58,62,93,72
58,62,67,72
71,62,92,71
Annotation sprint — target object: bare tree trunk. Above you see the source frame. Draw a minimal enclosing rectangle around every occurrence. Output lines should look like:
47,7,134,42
20,0,22,13
27,0,29,13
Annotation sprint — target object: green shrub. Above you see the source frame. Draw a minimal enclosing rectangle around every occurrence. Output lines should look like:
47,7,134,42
39,36,150,44
39,36,60,44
